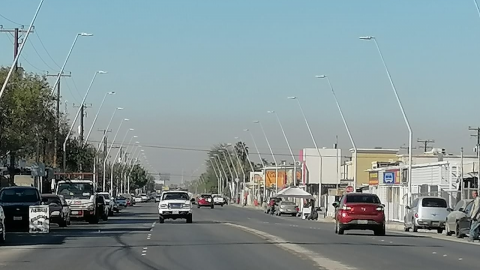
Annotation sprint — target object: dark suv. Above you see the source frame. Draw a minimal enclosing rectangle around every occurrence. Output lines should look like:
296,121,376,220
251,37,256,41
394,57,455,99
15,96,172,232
0,186,41,231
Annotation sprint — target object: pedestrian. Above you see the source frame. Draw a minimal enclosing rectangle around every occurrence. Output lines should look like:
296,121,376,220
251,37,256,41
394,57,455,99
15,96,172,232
468,190,480,242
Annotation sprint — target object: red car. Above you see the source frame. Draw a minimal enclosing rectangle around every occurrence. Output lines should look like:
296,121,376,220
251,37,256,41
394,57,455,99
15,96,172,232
333,193,385,236
197,194,214,209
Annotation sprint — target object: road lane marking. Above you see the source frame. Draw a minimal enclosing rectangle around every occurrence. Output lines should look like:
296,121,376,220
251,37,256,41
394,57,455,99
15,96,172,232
225,222,357,270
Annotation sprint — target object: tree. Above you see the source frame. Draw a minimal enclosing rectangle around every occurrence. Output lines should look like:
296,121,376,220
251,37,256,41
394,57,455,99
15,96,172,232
129,164,149,190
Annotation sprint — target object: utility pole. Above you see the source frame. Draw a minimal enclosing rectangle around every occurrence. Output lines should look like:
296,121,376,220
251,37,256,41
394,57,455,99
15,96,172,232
0,25,34,71
46,72,71,169
461,147,464,200
417,138,435,152
73,103,92,145
468,126,480,192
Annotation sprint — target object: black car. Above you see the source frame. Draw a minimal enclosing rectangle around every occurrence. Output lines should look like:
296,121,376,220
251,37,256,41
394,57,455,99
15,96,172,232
0,186,41,231
41,194,70,227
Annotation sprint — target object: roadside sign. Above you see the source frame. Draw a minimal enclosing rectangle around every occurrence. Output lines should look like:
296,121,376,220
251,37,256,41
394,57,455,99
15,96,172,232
29,205,49,233
345,186,354,193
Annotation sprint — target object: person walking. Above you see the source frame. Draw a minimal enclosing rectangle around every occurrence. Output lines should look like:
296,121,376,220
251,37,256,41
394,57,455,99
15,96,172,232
468,190,480,242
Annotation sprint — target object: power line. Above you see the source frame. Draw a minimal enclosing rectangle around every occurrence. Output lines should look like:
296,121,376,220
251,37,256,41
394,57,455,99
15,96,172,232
417,138,435,152
34,30,61,69
0,13,23,26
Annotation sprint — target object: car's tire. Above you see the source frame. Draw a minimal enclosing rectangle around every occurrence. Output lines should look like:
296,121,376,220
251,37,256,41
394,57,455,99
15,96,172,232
291,213,296,217
374,225,386,236
211,205,214,209
108,209,114,216
412,219,418,232
58,219,67,228
336,221,344,235
102,213,108,221
221,204,224,207
197,205,200,209
159,216,165,224
437,228,443,234
115,209,119,213
186,215,193,223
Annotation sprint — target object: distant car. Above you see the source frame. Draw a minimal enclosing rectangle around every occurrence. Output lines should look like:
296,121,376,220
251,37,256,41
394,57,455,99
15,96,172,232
134,197,142,203
445,199,473,238
404,196,451,234
276,201,298,216
98,192,114,216
0,186,41,232
116,196,127,211
333,193,385,236
212,194,226,206
197,194,214,209
140,194,148,202
41,194,70,227
158,191,193,223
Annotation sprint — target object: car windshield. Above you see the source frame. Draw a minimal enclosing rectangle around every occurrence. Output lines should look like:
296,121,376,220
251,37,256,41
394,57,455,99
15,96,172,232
101,194,110,200
42,196,61,205
346,195,381,204
162,192,189,200
0,188,40,203
57,182,93,199
422,198,447,208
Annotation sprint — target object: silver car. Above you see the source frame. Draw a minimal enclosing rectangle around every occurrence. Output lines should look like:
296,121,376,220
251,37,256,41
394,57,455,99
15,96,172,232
276,201,298,217
445,199,473,238
404,196,451,233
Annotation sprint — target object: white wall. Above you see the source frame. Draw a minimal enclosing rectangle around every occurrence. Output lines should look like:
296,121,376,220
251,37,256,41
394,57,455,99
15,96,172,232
303,148,341,185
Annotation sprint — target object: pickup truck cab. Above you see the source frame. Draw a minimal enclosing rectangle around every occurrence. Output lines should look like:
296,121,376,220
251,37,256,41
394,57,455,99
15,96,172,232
55,180,101,224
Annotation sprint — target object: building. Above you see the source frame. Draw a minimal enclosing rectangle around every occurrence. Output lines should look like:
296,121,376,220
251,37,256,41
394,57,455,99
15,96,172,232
342,148,399,189
300,148,342,195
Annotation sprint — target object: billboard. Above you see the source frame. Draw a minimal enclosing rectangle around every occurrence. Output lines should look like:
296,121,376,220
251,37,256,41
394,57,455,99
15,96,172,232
264,168,302,188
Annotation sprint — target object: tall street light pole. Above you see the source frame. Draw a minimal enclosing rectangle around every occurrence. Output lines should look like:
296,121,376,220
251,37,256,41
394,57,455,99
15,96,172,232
0,0,45,101
267,111,297,187
97,107,123,150
111,128,134,195
62,70,106,172
210,157,224,194
209,157,221,194
316,75,358,191
254,120,278,195
84,91,115,147
214,154,229,195
243,129,263,168
359,36,413,203
103,118,129,192
229,143,247,204
50,32,93,95
288,96,323,192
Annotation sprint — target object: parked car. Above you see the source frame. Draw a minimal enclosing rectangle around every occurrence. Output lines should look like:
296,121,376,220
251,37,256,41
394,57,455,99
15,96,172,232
116,196,127,211
140,194,148,202
197,194,214,209
212,194,226,206
134,196,142,203
98,192,114,216
41,194,70,227
404,196,451,234
0,186,41,232
333,193,385,236
445,199,474,238
275,201,299,216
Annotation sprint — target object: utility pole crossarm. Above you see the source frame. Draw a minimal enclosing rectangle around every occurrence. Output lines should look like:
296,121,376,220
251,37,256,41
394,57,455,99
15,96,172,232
416,138,435,152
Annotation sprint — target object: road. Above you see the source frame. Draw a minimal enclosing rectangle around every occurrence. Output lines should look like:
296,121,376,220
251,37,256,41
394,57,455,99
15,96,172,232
0,203,478,270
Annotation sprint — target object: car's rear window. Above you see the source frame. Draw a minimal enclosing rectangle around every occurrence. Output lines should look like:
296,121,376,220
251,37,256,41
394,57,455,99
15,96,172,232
422,198,447,208
346,195,381,204
201,195,211,198
0,188,40,203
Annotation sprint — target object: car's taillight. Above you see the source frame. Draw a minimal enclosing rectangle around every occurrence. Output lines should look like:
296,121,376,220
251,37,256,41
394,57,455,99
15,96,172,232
376,206,384,211
414,213,418,218
341,205,352,211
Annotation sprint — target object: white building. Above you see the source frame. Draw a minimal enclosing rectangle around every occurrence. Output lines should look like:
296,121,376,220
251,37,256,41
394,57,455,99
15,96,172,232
300,148,342,195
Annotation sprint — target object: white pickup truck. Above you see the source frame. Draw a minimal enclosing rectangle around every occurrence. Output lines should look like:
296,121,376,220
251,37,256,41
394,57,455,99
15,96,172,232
212,194,226,206
158,191,193,224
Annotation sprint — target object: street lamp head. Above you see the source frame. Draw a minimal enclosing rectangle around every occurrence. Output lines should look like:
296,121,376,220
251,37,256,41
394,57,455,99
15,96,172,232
133,135,138,138
124,118,129,121
243,128,249,131
79,33,93,36
267,110,275,114
129,128,134,131
359,36,374,40
141,149,144,152
117,107,124,110
253,120,260,124
287,96,297,100
108,91,115,95
135,141,140,144
226,143,232,146
315,75,326,79
97,70,107,74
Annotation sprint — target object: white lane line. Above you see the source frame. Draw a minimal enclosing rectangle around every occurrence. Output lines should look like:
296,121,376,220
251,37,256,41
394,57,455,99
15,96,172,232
459,258,463,260
225,222,357,270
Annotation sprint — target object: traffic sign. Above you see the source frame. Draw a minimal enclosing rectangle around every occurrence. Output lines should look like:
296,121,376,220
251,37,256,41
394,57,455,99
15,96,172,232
345,186,354,193
383,172,395,184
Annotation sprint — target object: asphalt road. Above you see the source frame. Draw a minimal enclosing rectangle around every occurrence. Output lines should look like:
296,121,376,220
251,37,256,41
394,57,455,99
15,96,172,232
1,203,478,270
0,203,320,270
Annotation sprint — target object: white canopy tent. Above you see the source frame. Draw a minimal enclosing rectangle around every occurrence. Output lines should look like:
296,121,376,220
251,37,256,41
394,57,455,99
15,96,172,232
276,187,314,199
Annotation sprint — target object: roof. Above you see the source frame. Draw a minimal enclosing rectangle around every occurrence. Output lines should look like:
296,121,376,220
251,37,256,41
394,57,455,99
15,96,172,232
350,148,399,154
41,194,58,197
163,190,188,193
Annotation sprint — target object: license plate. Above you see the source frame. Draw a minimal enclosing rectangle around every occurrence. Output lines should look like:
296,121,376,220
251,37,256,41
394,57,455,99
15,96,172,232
13,216,22,221
71,211,79,215
173,211,179,214
357,220,368,224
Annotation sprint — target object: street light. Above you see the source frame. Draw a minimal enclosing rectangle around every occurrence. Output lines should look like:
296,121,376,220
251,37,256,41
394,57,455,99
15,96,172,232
243,129,264,168
359,36,413,203
97,107,123,151
214,154,229,194
253,120,278,195
50,32,93,95
62,70,107,173
111,128,134,195
316,75,358,190
474,0,480,18
0,0,45,101
209,157,222,194
287,96,323,191
83,91,115,147
102,118,129,191
267,110,297,187
228,143,247,204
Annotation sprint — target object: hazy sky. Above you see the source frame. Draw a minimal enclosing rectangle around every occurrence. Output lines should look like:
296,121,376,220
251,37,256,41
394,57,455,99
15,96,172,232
2,1,480,183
